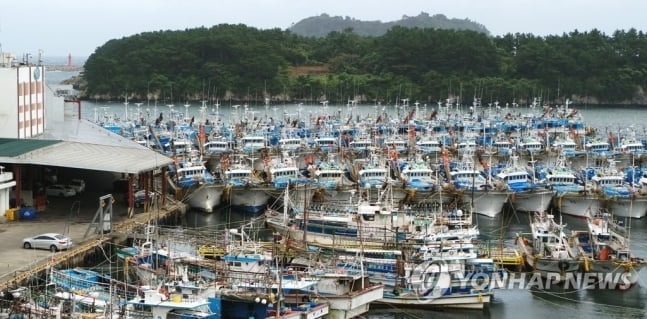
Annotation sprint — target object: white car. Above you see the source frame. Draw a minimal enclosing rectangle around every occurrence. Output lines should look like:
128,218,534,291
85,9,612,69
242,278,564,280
66,179,86,193
46,184,77,197
134,190,159,207
22,233,73,252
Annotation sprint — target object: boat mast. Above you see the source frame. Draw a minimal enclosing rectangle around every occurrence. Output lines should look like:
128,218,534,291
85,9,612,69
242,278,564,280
357,210,366,289
283,181,289,225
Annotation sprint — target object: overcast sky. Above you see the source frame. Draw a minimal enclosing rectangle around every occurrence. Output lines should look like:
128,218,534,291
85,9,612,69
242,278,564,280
1,0,645,58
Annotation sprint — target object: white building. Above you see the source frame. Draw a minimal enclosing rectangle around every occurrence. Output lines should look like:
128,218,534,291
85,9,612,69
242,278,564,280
0,61,46,138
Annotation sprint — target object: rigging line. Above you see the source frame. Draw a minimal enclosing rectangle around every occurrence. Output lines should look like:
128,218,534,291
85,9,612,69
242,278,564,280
533,288,646,313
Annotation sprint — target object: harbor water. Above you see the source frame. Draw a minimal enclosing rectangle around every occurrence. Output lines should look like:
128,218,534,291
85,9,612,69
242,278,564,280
181,206,647,319
49,71,647,318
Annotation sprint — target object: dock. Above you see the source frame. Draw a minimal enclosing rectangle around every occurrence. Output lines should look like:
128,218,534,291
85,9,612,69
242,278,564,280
483,247,525,270
0,193,188,291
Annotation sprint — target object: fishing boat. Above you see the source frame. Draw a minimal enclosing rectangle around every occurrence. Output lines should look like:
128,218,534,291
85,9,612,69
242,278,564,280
536,152,588,217
516,135,544,156
308,271,384,319
584,137,614,159
219,231,330,319
551,136,584,158
202,139,231,156
267,180,421,248
491,155,554,212
323,236,497,310
384,135,409,155
278,137,306,153
349,136,378,155
447,149,508,218
580,159,647,218
338,253,493,310
127,276,219,319
171,149,222,213
238,134,267,154
486,133,513,157
264,151,312,201
220,153,271,213
353,153,392,190
396,153,438,192
309,153,355,203
313,135,339,153
573,209,646,289
415,138,442,155
516,211,581,281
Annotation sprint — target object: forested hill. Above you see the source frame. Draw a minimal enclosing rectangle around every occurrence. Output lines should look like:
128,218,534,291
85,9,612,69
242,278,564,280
288,12,489,37
80,23,647,105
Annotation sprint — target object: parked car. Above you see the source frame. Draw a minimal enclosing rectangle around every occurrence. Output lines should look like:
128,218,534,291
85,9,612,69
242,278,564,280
22,233,73,252
66,179,86,194
133,190,159,207
45,184,77,197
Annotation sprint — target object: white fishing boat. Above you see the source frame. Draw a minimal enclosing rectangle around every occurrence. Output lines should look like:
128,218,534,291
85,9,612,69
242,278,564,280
349,137,378,154
517,135,544,155
573,209,646,289
415,138,442,155
585,137,614,158
516,211,581,281
354,153,392,189
220,153,271,213
312,272,384,319
239,134,267,154
551,136,584,158
492,155,554,212
203,139,231,155
127,273,219,319
537,152,589,217
172,149,221,212
397,153,438,192
267,181,425,248
581,159,647,218
278,136,306,153
447,149,508,218
309,153,355,203
313,135,339,153
329,244,495,310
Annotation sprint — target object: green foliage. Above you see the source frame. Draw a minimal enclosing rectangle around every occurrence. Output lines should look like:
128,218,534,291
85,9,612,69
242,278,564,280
81,23,647,104
288,12,489,37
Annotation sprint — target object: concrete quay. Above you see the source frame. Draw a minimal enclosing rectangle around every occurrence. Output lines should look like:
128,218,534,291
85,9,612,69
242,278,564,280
0,190,187,290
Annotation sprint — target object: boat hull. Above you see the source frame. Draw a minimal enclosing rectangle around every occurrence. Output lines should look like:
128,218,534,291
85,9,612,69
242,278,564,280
311,186,355,203
375,291,491,310
587,260,645,288
323,284,384,319
605,198,647,218
186,184,224,213
555,193,601,217
224,186,272,214
508,189,554,212
530,257,582,279
462,191,508,218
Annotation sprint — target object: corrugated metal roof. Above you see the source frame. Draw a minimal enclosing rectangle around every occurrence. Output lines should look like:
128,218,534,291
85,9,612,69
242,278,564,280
1,141,173,174
0,119,174,174
0,138,61,156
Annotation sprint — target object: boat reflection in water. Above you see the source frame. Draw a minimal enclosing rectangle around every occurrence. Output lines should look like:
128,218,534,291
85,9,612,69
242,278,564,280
183,206,268,236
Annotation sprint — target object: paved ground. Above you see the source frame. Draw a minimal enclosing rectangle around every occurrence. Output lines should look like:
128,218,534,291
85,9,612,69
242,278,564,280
0,190,153,281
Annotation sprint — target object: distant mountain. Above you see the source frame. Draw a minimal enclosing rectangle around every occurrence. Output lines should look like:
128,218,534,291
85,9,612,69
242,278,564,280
288,12,490,37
